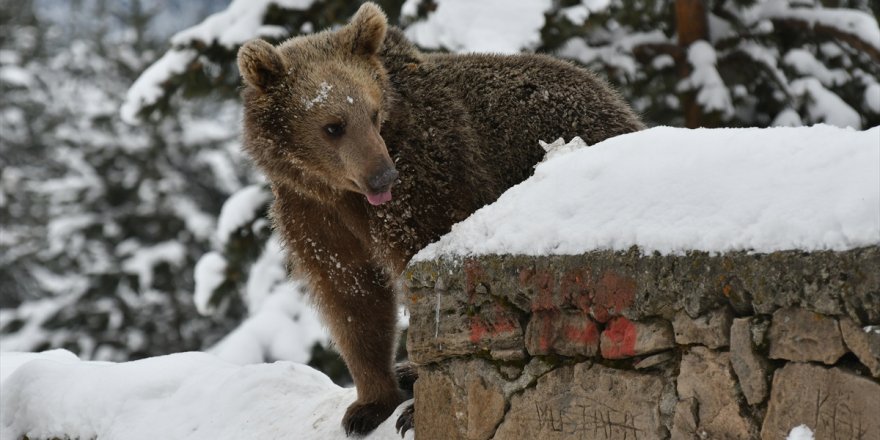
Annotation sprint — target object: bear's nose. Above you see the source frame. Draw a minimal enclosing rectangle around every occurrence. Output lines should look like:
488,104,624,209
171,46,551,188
367,167,399,192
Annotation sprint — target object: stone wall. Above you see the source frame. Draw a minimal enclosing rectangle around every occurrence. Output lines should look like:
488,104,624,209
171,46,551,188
404,247,880,439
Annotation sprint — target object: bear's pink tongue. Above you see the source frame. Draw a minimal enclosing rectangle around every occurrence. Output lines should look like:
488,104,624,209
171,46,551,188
366,191,392,206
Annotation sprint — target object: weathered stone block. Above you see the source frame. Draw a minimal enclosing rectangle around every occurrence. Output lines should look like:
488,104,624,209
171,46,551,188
414,368,465,440
839,317,880,377
669,397,698,440
729,318,770,405
600,317,674,359
525,311,599,357
675,347,755,438
768,307,847,364
672,307,732,348
587,271,638,323
493,362,668,440
466,377,506,440
413,360,509,440
761,362,880,439
407,289,525,364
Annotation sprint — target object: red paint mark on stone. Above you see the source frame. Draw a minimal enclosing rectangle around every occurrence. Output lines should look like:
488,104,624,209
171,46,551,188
469,304,518,344
492,304,517,334
601,316,638,359
590,272,636,323
537,311,557,352
528,311,599,355
469,318,488,343
520,268,636,322
564,318,599,348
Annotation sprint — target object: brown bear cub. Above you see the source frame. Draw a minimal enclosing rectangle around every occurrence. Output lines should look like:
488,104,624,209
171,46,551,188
237,2,643,436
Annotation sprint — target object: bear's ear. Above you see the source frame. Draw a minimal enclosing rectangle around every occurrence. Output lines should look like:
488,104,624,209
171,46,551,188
238,39,285,91
344,2,388,57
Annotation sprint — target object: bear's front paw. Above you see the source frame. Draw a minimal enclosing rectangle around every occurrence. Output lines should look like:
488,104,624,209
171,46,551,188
343,398,399,436
395,403,414,437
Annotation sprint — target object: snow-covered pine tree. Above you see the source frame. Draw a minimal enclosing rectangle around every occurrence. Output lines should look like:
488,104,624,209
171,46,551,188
121,0,409,123
1,0,248,360
542,0,879,128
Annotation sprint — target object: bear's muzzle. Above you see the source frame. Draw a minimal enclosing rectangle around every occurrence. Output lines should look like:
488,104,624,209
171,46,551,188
365,167,398,206
367,167,398,194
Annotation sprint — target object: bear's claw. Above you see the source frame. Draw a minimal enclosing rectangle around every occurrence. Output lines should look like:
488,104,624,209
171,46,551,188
342,365,417,436
343,400,397,436
395,404,414,437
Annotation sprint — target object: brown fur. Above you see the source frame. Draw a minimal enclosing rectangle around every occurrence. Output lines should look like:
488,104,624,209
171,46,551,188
238,2,643,435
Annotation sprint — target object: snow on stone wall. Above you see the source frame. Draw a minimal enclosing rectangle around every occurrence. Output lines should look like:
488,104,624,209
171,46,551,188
415,125,880,260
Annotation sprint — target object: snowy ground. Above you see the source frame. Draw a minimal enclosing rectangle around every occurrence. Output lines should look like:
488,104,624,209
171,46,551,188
415,124,880,260
0,350,413,440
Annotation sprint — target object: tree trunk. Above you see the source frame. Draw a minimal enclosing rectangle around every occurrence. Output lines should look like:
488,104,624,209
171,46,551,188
675,0,709,128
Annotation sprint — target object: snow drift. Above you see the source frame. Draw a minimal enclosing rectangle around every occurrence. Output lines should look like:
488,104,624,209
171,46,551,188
0,350,412,440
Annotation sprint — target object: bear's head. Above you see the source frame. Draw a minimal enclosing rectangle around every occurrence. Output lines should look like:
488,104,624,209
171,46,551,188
238,3,397,206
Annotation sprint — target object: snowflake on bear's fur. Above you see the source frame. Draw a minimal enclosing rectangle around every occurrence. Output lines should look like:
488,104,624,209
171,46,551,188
302,81,333,110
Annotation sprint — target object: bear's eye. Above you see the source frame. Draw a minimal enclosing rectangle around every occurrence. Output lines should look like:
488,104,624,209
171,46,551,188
324,123,345,138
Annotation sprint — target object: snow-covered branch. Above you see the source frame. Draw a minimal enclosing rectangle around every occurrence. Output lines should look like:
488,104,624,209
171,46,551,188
757,1,880,62
678,41,734,119
790,77,862,128
120,0,318,124
403,0,553,54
